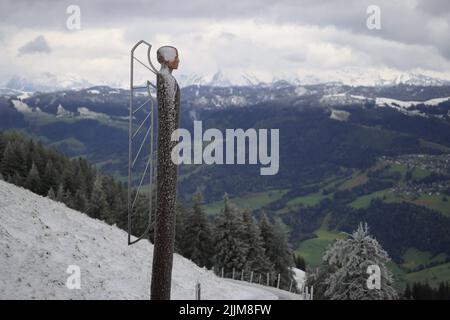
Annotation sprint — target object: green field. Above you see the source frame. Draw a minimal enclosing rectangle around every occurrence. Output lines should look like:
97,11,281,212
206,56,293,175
296,229,347,268
204,189,289,215
349,189,394,209
405,263,450,288
286,192,331,208
401,248,447,271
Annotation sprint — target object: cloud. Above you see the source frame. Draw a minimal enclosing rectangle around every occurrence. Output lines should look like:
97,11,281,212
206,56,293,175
0,1,449,86
17,35,51,56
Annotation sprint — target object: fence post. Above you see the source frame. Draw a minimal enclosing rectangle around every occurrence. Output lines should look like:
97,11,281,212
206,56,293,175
259,273,262,285
277,273,281,289
311,286,314,300
221,267,224,278
241,269,244,281
289,280,293,292
195,283,201,300
232,268,235,280
250,271,254,283
266,273,269,286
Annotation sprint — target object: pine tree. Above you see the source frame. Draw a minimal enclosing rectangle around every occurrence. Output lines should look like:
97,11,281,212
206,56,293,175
242,210,273,279
73,189,88,212
56,183,66,203
260,214,295,289
47,187,56,200
42,161,58,195
294,254,306,271
315,223,398,300
404,284,412,300
175,202,188,255
87,175,110,220
25,162,41,194
183,193,214,268
214,194,249,277
1,141,27,180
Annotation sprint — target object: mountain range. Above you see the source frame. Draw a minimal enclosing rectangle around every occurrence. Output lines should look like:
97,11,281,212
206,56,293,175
1,79,450,288
2,71,450,94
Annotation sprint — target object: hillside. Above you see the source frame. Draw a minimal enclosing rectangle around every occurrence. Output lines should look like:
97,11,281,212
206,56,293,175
0,179,301,300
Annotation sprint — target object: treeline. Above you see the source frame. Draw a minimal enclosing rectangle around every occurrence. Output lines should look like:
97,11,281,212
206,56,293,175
404,282,450,300
176,193,297,290
0,131,297,291
0,131,129,227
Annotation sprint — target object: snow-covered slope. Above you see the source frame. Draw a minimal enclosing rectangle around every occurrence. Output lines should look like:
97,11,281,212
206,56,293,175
0,180,297,300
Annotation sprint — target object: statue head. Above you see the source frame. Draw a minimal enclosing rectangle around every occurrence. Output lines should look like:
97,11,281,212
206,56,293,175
156,46,179,71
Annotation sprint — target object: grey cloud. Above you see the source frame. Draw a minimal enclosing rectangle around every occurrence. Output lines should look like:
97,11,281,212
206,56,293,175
17,35,51,56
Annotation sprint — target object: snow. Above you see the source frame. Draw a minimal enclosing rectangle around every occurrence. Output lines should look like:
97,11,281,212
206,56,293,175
330,109,350,121
11,99,32,113
56,104,74,118
87,89,100,95
0,180,297,300
158,47,177,62
293,268,306,291
376,96,450,109
77,107,110,120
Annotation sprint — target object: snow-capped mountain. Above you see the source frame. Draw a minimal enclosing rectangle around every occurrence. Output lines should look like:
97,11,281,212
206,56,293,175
3,70,450,94
0,179,302,300
4,73,94,93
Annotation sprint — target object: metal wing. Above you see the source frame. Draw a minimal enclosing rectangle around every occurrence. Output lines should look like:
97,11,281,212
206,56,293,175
127,40,158,245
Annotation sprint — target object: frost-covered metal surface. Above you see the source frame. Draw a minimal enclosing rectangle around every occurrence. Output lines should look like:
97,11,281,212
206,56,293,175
151,63,181,300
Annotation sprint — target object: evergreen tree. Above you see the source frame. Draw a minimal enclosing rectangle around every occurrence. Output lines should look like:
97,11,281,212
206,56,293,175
87,175,110,220
404,283,412,300
175,202,188,255
47,187,56,200
242,210,273,279
260,214,295,289
73,189,88,212
294,254,306,271
56,183,66,203
183,193,214,268
25,162,41,194
42,161,58,195
313,223,398,300
1,141,27,180
214,194,249,277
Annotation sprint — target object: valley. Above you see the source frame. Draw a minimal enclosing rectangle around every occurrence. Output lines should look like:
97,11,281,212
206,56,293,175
1,81,450,289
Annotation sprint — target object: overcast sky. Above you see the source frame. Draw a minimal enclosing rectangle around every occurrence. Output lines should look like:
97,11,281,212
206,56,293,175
1,0,450,86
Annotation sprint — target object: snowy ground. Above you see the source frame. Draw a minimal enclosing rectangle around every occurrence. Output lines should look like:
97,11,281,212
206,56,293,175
0,180,302,300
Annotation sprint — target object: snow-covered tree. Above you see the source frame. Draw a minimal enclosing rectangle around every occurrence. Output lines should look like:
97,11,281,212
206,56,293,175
56,183,66,203
183,193,214,268
312,223,398,300
259,213,296,289
242,210,273,278
87,175,109,220
47,187,56,200
214,194,249,277
25,162,40,194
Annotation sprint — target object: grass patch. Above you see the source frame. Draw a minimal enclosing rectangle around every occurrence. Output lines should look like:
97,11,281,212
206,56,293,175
204,189,289,215
349,189,394,209
412,194,450,217
338,171,369,190
296,229,346,268
286,192,331,208
405,262,450,288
